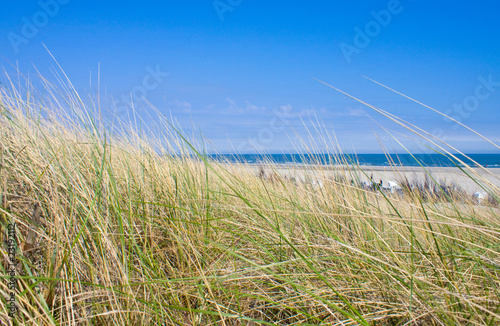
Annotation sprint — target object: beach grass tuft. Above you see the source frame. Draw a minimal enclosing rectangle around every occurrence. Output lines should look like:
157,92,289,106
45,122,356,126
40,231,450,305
0,71,499,325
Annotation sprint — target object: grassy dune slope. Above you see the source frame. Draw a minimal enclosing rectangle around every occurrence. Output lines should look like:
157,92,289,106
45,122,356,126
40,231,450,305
0,75,499,325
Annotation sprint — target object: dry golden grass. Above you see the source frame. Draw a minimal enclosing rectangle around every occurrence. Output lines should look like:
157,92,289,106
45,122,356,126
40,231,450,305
0,72,499,325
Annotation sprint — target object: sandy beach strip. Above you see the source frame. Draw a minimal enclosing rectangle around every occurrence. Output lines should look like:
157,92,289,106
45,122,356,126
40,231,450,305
234,163,500,194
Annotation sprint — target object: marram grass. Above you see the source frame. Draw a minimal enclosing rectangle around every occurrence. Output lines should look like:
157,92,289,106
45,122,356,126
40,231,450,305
0,73,499,325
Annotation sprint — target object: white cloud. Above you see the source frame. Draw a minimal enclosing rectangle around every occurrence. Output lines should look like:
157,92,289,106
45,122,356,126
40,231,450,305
298,108,315,116
224,97,266,114
169,99,192,114
306,107,367,117
346,108,366,116
292,106,366,118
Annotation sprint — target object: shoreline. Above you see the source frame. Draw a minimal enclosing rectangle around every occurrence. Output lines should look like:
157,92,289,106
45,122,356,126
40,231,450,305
229,162,500,194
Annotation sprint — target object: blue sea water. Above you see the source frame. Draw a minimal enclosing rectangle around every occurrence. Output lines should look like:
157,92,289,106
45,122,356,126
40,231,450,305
206,153,500,168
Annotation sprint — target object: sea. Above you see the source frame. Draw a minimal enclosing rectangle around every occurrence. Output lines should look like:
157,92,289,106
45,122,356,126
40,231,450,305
206,153,500,168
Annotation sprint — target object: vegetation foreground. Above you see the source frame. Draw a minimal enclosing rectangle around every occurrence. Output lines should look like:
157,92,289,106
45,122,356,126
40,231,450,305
0,76,500,325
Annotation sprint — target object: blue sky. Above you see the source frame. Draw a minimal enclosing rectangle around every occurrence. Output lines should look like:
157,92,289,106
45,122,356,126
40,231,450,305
1,0,499,153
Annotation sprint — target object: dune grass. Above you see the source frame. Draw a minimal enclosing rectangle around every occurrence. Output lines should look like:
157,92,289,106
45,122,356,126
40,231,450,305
0,71,499,325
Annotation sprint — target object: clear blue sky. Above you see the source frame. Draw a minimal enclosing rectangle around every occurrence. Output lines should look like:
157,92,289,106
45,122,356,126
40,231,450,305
1,0,499,153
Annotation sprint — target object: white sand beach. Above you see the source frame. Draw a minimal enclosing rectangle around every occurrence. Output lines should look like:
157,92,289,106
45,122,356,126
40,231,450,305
240,164,500,194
